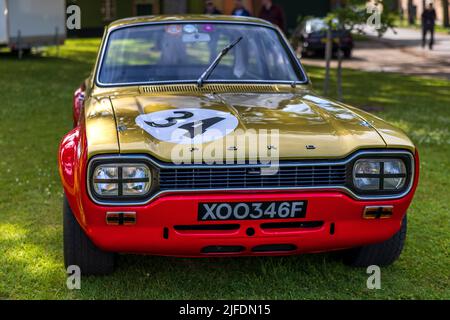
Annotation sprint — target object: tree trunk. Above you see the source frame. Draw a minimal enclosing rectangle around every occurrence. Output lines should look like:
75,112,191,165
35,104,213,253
407,0,414,25
336,37,343,101
324,24,333,96
443,0,450,28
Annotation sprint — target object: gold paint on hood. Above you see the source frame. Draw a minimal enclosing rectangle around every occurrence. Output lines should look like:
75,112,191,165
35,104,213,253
84,97,119,157
92,88,415,162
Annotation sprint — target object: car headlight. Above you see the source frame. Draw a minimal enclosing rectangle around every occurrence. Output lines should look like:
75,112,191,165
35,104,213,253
353,159,407,192
92,163,152,198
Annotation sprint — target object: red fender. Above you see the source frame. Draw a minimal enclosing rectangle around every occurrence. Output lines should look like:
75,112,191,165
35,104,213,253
58,118,89,229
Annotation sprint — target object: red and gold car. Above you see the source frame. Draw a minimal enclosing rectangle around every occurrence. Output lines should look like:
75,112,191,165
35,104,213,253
59,16,419,275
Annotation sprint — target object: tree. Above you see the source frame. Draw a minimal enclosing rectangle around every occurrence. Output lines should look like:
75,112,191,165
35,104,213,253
323,0,396,100
443,0,450,28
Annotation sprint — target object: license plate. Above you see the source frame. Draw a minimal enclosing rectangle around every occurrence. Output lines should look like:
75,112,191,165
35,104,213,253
198,201,307,221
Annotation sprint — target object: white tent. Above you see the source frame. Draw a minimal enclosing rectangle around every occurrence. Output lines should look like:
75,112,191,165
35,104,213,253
0,0,66,50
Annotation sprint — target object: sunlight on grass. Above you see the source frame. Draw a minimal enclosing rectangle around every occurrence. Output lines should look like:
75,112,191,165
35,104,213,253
43,38,102,64
3,243,60,277
0,224,27,241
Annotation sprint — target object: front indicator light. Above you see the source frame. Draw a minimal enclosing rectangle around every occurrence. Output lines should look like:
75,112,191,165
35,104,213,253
363,206,394,219
106,212,137,225
353,159,407,192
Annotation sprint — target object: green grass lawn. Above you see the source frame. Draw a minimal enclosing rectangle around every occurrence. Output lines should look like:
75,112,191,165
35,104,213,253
395,18,450,35
0,39,449,300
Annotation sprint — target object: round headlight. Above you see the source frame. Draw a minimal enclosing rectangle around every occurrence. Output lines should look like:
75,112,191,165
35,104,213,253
353,159,407,192
93,165,119,196
92,163,152,198
383,160,407,190
353,161,381,190
122,165,151,196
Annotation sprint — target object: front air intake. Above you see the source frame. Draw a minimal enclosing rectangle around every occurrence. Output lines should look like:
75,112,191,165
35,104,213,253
260,221,324,230
201,246,245,254
174,224,240,231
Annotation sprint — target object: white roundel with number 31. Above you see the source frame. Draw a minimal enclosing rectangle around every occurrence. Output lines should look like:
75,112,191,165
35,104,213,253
135,108,239,145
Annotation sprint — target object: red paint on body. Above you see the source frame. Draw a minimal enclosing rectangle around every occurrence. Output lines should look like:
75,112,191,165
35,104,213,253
58,125,420,257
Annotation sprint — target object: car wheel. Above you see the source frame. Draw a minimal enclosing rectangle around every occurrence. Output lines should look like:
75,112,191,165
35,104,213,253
63,195,115,275
343,215,407,267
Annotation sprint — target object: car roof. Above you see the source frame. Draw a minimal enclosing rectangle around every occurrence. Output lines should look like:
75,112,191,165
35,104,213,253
107,15,274,30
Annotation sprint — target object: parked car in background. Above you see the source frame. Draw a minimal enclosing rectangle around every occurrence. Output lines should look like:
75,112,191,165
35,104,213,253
60,15,419,275
297,18,354,58
0,0,66,56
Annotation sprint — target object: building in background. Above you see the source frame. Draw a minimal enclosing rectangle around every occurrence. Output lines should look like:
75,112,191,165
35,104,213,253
399,0,450,27
67,0,333,36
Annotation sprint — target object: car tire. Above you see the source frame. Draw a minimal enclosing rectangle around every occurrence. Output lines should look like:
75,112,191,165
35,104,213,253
63,195,115,275
343,216,407,267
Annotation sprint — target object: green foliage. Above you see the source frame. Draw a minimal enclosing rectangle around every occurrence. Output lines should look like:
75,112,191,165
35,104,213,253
0,40,448,299
326,0,396,36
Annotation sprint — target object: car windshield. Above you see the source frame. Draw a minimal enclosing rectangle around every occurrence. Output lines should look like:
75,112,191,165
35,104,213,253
97,22,306,86
305,19,327,33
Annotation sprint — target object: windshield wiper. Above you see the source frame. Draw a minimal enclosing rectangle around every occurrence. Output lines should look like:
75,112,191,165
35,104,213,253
197,36,243,88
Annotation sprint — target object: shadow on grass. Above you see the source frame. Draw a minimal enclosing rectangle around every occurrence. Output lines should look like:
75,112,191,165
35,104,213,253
0,213,357,300
75,251,361,300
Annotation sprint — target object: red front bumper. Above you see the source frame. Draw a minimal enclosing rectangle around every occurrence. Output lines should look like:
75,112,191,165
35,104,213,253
69,190,414,257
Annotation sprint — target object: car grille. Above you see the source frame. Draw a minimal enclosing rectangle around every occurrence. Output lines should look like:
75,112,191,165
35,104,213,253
159,165,347,190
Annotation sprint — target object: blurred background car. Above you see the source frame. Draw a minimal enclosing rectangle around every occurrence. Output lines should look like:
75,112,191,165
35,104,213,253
297,18,354,58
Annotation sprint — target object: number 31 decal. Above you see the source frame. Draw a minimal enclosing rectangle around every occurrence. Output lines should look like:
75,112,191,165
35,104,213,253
136,108,239,144
145,111,194,128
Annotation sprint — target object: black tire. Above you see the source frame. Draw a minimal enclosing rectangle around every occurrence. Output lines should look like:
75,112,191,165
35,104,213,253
63,195,115,275
343,216,407,267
